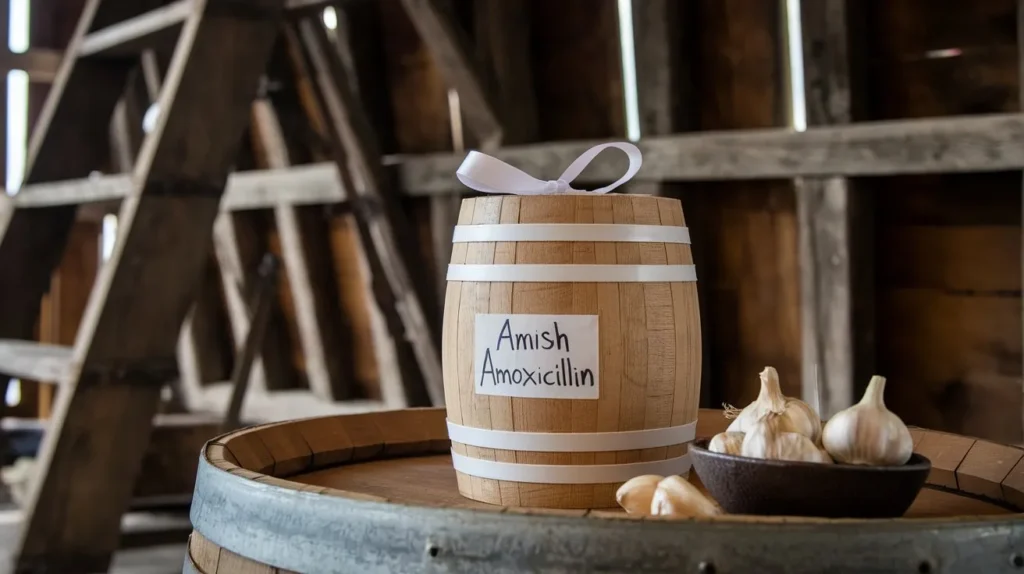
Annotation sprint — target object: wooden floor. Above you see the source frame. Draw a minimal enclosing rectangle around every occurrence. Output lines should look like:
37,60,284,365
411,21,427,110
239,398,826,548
0,509,189,573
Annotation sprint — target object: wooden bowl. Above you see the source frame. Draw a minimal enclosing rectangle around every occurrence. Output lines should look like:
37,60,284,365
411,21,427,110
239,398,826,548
689,438,932,518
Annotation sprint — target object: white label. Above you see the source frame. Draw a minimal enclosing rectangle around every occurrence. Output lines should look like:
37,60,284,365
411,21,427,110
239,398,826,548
473,314,599,400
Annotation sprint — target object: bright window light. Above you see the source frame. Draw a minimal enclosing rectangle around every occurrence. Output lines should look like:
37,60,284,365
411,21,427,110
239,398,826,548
323,7,338,30
8,0,28,53
785,0,807,131
5,379,20,407
616,0,640,141
102,214,117,261
6,0,30,193
6,69,26,193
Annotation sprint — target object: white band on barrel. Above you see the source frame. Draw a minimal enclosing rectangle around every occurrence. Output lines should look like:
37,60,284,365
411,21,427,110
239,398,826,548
452,224,691,244
451,451,692,484
446,420,697,452
446,264,697,283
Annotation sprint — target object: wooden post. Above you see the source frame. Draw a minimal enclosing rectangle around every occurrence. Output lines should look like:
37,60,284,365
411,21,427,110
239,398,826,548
795,0,870,416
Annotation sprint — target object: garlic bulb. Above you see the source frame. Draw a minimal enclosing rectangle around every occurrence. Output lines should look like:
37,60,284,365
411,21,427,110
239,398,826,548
708,432,745,456
821,375,913,466
725,366,821,444
615,474,663,515
650,475,721,517
741,414,832,464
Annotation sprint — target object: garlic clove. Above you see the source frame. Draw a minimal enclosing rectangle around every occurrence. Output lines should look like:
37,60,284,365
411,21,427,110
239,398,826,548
741,413,833,464
725,366,822,443
709,432,745,456
650,475,722,517
615,474,664,515
822,375,913,466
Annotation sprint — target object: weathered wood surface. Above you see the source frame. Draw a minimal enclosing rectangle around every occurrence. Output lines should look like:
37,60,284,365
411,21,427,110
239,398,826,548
296,16,442,406
795,0,869,416
10,111,1024,210
400,0,502,149
10,1,287,571
186,407,1024,574
34,220,101,418
398,112,1024,194
253,96,355,401
864,0,1022,445
673,1,802,409
77,0,189,57
631,0,692,137
284,9,392,404
0,340,73,382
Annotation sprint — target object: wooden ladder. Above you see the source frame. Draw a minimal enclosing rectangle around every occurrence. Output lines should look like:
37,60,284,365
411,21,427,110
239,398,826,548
0,0,470,570
0,1,287,571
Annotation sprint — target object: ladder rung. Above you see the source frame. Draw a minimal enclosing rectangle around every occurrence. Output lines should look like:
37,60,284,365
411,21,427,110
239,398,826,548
79,0,193,58
0,340,72,382
10,164,348,210
13,174,131,208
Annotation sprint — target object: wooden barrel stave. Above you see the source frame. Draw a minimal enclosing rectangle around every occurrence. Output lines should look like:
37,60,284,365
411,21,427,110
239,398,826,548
187,408,1024,573
443,194,701,508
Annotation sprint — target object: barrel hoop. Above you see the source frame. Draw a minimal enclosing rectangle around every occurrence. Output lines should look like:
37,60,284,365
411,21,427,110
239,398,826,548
446,420,696,452
446,263,697,283
451,451,691,484
452,223,691,244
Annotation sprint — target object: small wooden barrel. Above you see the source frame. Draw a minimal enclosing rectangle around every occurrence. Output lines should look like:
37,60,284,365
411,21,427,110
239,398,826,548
441,194,702,508
186,408,1024,574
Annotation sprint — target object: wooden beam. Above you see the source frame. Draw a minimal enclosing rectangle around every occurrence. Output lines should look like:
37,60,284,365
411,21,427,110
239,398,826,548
12,1,286,571
295,17,443,406
12,110,1024,211
400,0,502,148
181,382,386,422
253,96,356,400
78,1,190,58
397,112,1024,193
795,0,873,417
0,340,72,382
221,254,277,432
109,51,215,414
206,212,298,398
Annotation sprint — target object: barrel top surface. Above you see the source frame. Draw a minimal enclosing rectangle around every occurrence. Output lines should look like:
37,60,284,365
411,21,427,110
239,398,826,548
189,407,1024,573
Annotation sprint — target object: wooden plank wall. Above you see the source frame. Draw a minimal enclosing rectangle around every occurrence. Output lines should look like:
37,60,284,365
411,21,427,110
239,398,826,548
11,0,1023,449
860,0,1023,443
675,1,802,408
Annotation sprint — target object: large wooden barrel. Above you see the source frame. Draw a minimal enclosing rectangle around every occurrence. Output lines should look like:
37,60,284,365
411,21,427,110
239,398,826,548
441,194,702,508
186,408,1024,573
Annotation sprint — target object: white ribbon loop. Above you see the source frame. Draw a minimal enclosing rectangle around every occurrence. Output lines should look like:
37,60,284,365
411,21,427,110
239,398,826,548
456,142,643,196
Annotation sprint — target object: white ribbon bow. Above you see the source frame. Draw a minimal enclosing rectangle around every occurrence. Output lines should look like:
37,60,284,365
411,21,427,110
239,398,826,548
455,142,643,196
